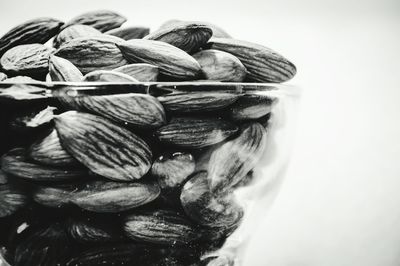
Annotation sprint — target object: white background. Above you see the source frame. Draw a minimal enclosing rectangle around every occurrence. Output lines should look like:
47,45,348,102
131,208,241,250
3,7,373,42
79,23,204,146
1,0,400,265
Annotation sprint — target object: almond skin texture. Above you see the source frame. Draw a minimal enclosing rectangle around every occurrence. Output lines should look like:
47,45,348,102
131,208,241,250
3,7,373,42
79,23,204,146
49,55,84,82
193,49,247,82
1,148,87,182
53,24,102,48
0,184,27,218
208,122,268,194
160,19,231,38
180,171,244,228
124,210,202,245
0,17,63,56
117,39,201,80
83,70,138,82
157,91,240,113
144,22,212,54
54,111,152,181
66,93,166,129
228,93,277,121
64,10,127,33
209,37,296,83
113,63,159,81
151,152,195,190
54,36,128,74
0,44,53,77
155,117,238,148
70,180,160,213
105,26,150,40
29,128,80,167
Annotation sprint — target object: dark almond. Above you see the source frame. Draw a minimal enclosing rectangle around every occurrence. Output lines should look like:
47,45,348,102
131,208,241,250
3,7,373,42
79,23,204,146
1,148,87,182
152,152,195,190
105,26,150,40
29,128,80,167
228,93,277,121
70,180,160,213
67,93,166,129
193,49,247,82
113,63,159,81
49,55,84,82
53,24,102,48
117,39,202,80
180,171,244,228
157,91,240,113
54,36,128,74
14,223,71,266
0,44,53,77
159,20,231,38
209,37,296,83
67,218,124,243
64,10,127,32
144,22,212,54
0,184,27,218
124,210,202,245
0,17,63,56
54,111,152,181
33,185,76,208
208,122,268,193
155,117,238,148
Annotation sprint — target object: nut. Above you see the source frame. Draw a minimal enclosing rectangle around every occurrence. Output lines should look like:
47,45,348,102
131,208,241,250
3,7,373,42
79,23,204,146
155,117,238,148
209,37,296,83
117,39,202,80
54,111,153,181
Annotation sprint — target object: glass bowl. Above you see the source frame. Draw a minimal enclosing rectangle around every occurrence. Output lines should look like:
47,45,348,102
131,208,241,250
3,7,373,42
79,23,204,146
0,81,299,266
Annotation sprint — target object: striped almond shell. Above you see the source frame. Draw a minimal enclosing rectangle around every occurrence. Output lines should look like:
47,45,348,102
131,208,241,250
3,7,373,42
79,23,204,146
193,49,247,82
117,39,201,80
63,10,127,33
0,184,27,218
157,91,240,113
228,93,277,121
1,148,87,181
155,117,238,148
0,17,63,56
29,128,80,167
67,218,123,243
0,44,53,77
53,24,102,49
113,63,159,81
70,93,166,129
124,210,202,245
54,36,128,74
151,152,195,190
54,111,152,181
159,19,231,38
49,55,83,82
209,37,297,83
105,26,150,40
180,171,244,228
208,122,268,194
70,180,160,213
33,185,76,208
144,22,212,54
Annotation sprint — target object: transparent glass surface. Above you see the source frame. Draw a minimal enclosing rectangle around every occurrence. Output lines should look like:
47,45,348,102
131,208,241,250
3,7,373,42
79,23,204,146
0,82,299,266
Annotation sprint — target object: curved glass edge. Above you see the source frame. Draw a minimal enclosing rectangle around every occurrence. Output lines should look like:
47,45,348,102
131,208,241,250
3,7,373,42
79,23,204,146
0,81,301,266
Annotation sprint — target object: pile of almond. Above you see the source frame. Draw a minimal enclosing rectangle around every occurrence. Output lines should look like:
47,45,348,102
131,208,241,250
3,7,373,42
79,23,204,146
0,10,296,266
